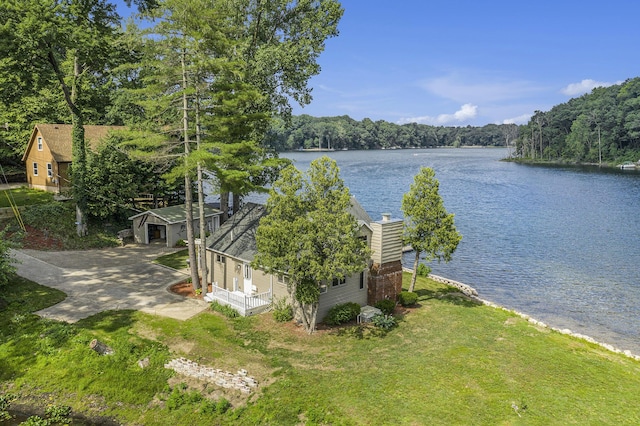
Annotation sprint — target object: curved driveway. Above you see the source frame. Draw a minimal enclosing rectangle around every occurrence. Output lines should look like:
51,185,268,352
11,244,209,323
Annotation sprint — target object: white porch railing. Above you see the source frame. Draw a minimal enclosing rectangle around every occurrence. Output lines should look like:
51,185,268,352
205,284,271,316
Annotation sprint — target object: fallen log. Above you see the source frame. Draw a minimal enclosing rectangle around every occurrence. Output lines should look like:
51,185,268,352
89,339,114,355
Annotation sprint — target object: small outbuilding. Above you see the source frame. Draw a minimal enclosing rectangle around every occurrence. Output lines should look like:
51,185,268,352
128,203,222,248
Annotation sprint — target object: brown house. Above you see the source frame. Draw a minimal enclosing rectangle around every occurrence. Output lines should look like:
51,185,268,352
21,123,125,193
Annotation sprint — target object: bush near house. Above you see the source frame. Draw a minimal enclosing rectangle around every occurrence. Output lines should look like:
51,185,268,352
398,291,418,306
375,299,396,315
324,302,361,325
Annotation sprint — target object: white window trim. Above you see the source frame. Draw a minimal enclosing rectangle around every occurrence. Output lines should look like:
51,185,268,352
244,264,252,280
46,163,53,178
319,282,328,294
37,137,43,151
32,162,38,176
216,254,225,263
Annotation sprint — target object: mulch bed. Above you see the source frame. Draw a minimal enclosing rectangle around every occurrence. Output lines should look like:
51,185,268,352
8,225,63,250
169,281,212,299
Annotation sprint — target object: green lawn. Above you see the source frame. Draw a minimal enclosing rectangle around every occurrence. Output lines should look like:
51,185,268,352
0,187,53,208
154,249,189,269
1,272,639,425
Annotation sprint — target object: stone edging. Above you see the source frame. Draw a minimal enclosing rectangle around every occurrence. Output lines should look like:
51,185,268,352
402,268,640,361
164,358,258,393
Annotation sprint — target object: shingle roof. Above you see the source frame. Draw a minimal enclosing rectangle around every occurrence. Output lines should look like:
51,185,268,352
206,199,373,263
128,203,222,224
25,124,126,162
206,203,267,262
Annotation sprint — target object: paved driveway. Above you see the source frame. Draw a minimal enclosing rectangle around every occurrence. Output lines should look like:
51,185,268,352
11,244,209,323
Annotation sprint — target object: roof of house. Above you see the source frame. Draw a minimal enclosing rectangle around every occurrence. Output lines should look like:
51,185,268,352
128,203,222,224
207,198,373,263
22,123,126,162
206,203,267,263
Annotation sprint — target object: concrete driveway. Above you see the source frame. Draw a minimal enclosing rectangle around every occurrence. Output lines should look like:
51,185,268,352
11,244,209,323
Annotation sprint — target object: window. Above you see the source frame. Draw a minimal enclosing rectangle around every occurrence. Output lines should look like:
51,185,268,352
32,162,38,176
332,277,346,287
216,254,225,263
319,282,328,294
277,274,289,285
244,264,252,280
37,137,43,151
47,163,53,178
360,272,365,290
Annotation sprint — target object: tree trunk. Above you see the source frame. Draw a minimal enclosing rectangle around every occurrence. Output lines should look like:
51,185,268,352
409,250,420,293
195,88,208,292
220,191,229,222
232,192,241,216
181,48,201,292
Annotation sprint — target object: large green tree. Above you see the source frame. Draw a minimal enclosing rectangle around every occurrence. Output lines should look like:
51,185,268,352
254,156,370,333
0,0,154,235
402,167,462,293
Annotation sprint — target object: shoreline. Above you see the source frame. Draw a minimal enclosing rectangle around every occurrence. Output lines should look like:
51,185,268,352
405,269,640,361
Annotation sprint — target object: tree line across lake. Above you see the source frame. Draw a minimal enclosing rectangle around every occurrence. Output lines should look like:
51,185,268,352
264,115,515,151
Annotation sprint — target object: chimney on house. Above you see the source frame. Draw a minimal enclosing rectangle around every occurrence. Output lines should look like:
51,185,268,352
368,213,403,305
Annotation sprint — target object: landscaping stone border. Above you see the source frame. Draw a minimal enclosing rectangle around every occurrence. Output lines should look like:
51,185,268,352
164,358,258,394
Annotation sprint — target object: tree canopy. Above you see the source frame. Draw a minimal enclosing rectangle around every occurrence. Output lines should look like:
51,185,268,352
402,167,462,293
515,77,640,164
254,156,370,333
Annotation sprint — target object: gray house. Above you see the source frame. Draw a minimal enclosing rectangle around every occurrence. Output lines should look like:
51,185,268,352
129,203,222,248
204,199,403,323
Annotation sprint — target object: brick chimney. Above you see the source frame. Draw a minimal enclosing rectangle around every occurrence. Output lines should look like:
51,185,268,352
368,213,403,305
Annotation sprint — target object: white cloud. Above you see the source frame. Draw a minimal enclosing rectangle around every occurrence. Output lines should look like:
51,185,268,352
398,104,478,125
561,79,623,96
502,113,532,125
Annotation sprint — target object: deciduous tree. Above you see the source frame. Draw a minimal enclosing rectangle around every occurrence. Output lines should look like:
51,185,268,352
254,156,370,333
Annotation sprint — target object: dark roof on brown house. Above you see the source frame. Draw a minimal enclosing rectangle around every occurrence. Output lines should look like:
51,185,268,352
22,123,126,162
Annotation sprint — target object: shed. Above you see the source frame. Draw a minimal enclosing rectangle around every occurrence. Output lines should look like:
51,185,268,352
128,203,222,247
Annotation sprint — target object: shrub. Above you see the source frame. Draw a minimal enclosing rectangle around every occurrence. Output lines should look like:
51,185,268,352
210,300,240,318
0,228,16,289
398,291,418,306
175,239,187,248
416,263,431,277
324,302,361,326
271,296,294,322
372,314,397,330
375,299,396,315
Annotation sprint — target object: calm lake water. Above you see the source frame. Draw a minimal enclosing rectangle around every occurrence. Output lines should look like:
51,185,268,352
275,148,640,355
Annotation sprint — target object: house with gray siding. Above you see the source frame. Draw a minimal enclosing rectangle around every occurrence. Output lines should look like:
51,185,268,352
129,203,222,248
204,199,403,323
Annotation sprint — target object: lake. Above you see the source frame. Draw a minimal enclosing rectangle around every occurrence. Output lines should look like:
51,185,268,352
275,148,640,355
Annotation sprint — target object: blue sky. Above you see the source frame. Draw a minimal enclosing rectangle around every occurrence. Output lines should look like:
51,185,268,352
116,0,640,126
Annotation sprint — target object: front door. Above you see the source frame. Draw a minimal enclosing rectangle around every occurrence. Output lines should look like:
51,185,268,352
243,263,253,295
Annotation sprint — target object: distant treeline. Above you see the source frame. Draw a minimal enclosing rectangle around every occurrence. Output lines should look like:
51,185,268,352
264,115,517,151
515,77,640,164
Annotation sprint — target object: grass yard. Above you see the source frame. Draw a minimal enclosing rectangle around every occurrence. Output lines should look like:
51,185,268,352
0,187,53,208
1,272,640,425
154,249,189,270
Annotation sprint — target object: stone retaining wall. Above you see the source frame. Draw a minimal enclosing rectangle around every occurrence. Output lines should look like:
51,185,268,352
164,358,258,394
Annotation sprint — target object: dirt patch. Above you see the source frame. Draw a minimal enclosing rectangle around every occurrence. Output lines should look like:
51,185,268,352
169,281,212,299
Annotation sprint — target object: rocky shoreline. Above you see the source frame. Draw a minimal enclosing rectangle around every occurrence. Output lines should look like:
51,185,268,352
407,269,640,362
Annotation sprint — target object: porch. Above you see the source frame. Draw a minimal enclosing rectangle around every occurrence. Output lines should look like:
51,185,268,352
204,284,272,316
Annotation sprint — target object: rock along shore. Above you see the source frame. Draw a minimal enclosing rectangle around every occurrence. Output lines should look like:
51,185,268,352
403,268,640,362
